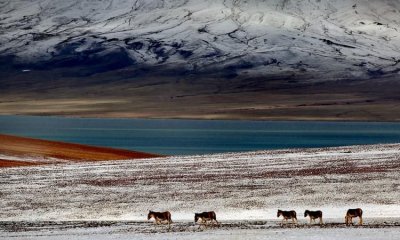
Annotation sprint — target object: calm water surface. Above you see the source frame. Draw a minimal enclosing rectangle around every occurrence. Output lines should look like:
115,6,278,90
1,115,400,155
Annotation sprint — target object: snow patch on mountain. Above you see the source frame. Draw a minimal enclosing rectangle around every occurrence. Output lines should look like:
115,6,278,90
1,0,400,80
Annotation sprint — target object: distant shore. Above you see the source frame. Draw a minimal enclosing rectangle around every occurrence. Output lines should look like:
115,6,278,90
2,76,400,122
2,113,400,123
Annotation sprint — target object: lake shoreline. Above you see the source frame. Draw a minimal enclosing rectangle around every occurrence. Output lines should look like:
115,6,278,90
3,114,400,123
0,134,161,168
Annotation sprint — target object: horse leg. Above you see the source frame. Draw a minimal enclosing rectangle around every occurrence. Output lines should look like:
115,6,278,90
197,219,202,229
320,217,323,225
153,222,157,230
199,219,206,229
215,219,220,227
359,216,363,225
153,219,159,230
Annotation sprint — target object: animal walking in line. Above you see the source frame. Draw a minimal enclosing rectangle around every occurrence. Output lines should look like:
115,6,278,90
345,208,363,226
194,211,219,228
304,210,323,225
277,210,298,225
148,210,172,228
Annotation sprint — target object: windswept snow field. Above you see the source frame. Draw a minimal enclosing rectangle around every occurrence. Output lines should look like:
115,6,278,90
1,143,400,238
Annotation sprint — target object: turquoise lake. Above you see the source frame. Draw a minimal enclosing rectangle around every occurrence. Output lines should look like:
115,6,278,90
1,115,400,155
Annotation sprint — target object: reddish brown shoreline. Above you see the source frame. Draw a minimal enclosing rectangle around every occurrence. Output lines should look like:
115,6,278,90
0,159,40,167
0,134,161,168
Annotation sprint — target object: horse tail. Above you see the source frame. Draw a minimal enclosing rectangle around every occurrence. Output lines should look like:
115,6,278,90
211,211,219,226
212,211,216,220
167,211,173,223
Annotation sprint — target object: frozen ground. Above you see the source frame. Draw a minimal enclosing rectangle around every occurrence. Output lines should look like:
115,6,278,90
1,220,400,240
0,143,399,238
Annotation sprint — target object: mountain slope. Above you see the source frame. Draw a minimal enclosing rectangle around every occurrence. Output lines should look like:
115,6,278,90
1,0,400,79
1,0,400,120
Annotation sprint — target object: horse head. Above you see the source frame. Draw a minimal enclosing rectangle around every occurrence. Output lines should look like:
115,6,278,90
147,210,153,220
304,210,309,217
277,210,282,218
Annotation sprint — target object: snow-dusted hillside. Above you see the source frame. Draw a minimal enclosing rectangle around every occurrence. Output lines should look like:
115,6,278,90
1,0,400,80
1,144,399,221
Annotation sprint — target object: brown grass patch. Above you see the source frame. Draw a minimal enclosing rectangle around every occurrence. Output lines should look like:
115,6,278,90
82,178,137,187
0,134,161,168
0,159,40,168
255,162,400,179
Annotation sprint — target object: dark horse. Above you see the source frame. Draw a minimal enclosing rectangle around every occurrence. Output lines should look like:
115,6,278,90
345,208,363,226
194,211,219,228
304,210,323,225
277,210,297,225
147,210,172,227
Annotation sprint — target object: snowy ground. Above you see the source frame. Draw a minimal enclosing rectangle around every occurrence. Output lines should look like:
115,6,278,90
1,220,400,240
0,143,399,238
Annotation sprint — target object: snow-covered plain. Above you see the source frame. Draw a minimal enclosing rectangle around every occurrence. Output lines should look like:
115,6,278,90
0,144,399,221
0,143,400,238
1,221,400,240
1,0,400,80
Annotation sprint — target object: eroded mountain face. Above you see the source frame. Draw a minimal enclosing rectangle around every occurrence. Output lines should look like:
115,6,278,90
1,0,399,80
1,1,400,120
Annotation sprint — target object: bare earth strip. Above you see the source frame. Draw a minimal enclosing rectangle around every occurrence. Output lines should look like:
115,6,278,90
0,134,160,167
